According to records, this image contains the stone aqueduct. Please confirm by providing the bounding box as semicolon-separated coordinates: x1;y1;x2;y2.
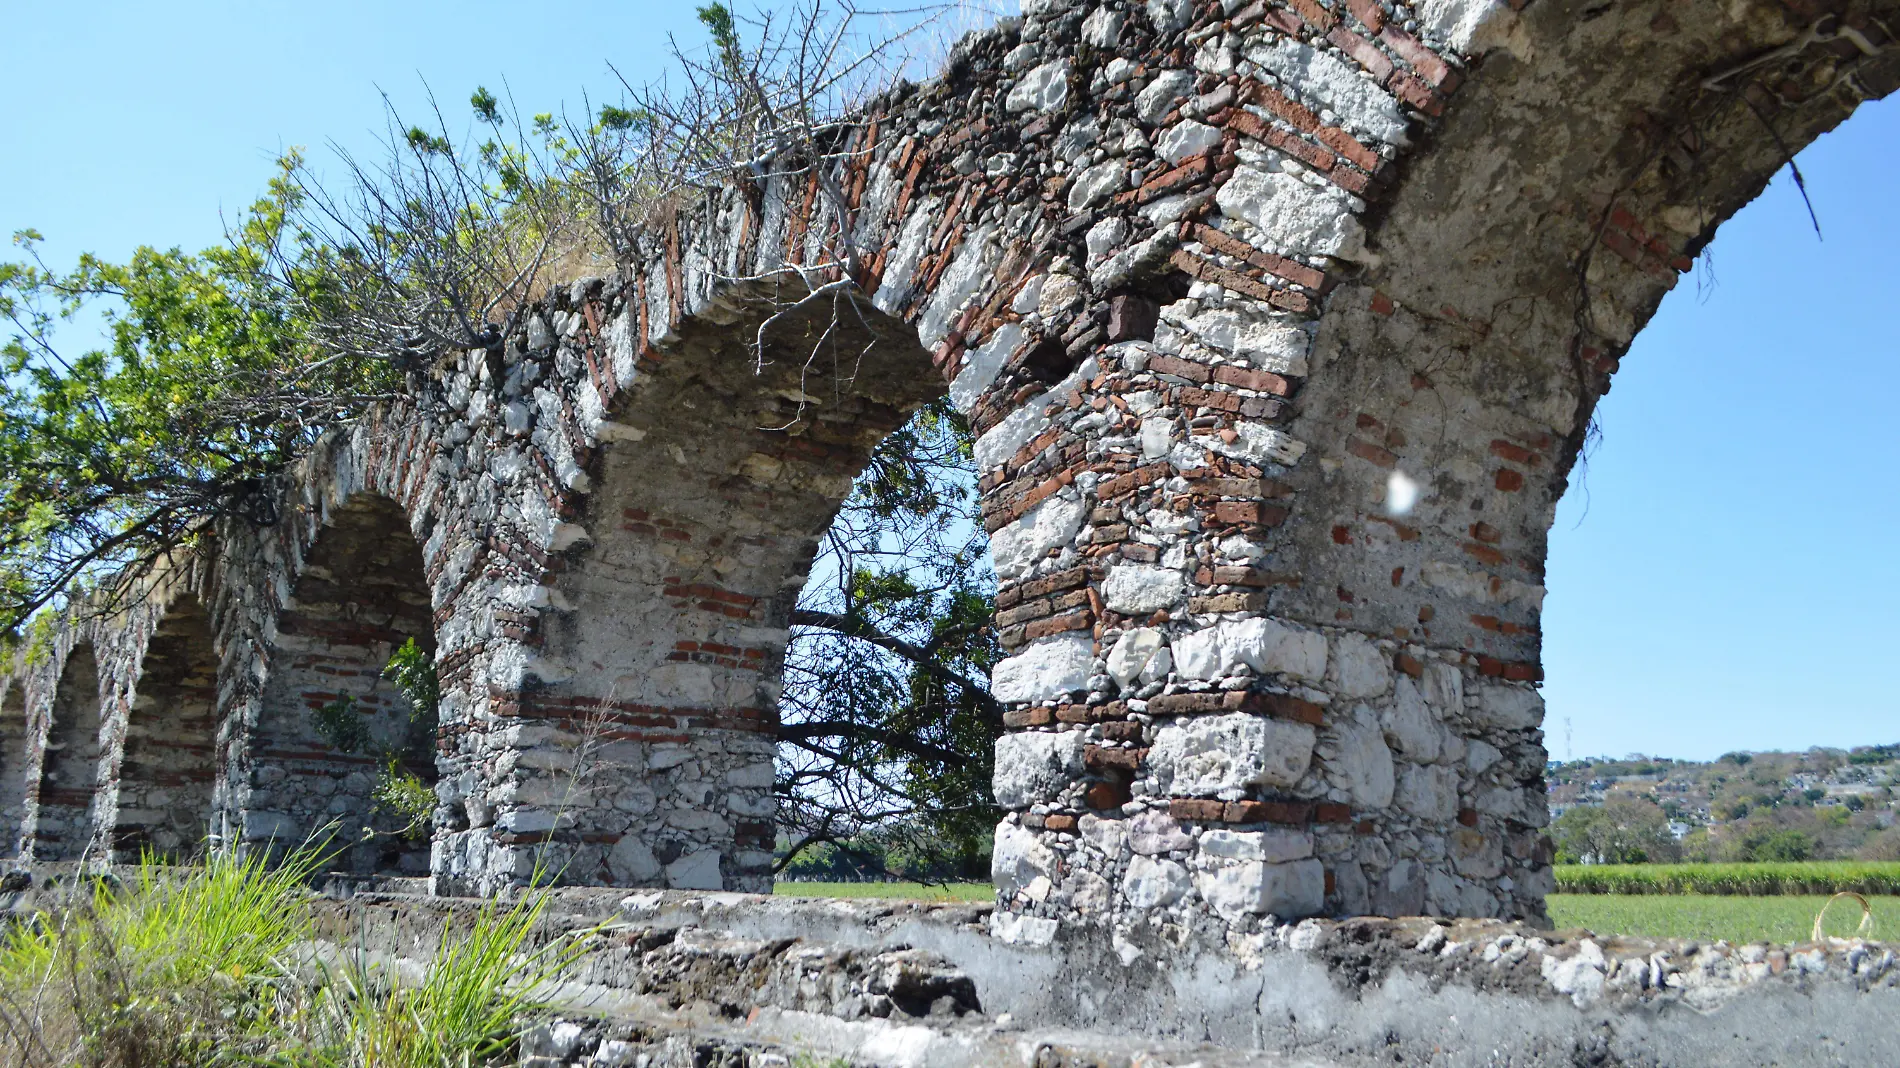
3;0;1894;939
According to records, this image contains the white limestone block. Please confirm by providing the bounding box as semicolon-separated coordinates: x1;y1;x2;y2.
1006;61;1072;113
1148;713;1317;796
1200;827;1312;863
1136;69;1196;125
992;728;1089;808
1194;420;1307;466
1106;627;1166;688
1219;617;1328;680
1173;309;1311;374
1474;683;1544;730
1382;675;1443;762
1082;5;1124;46
1214;165;1366;260
1128;808;1194;854
993;820;1057;894
1158;120;1223;163
992;635;1095;705
1172;626;1224;680
990;492;1088;579
1195;858;1325;919
1333;632;1391;698
949;322;1024;413
1396;763;1460;821
1146;0;1194;33
1102;564;1186;615
1122;854;1193;907
664;848;723;891
1332;707;1396;809
1068;158;1128;210
1418;0;1516;52
609;835;662;883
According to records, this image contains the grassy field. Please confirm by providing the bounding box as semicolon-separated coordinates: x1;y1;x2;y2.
774;881;993;902
1554;862;1900;896
774;881;1889;943
1548;893;1890;943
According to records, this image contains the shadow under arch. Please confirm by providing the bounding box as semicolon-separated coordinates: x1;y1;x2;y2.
252;491;439;877
37;643;103;862
114;592;219;862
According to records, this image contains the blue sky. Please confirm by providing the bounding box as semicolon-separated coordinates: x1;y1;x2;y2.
5;4;1894;762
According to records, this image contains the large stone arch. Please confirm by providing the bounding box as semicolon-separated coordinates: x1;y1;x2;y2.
242;491;439;875
35;643;105;862
0;0;1891;944
108;592;220;861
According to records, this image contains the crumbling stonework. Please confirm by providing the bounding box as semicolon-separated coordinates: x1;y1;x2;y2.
3;0;1897;950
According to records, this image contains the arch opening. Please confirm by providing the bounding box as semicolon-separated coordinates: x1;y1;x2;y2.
115;593;220;862
38;644;103;861
0;684;25;858
455;283;944;894
255;493;438;877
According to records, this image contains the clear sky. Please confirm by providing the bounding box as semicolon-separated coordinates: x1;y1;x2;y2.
4;3;1894;762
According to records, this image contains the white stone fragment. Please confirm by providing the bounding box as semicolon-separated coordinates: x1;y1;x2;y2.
1085;216;1132;265
989;910;1059;945
1333;632;1390;698
950;322;1024;413
1173;626;1223;680
1146;0;1194;34
992;729;1089;807
1122;854;1192;907
1158;120;1224;163
1214;165;1367;261
1396;763;1460;821
993;820;1057;894
1102;564;1186;615
1474;683;1544;730
608;834;662;884
1195;858;1325;919
1148;713;1317;795
1542;939;1609;1007
1135;70;1196;126
1200;828;1312;863
1332;707;1396;809
1007;61;1072;113
664;848;724;890
1192;423;1304;468
1082;5;1124;46
1174;309;1311;375
1220;617;1328;680
990;492;1088;579
1128;808;1194;854
1383;675;1443;762
1107;627;1167;688
992;635;1096;706
1068;158;1128;210
1417;0;1518;53
1250;40;1408;144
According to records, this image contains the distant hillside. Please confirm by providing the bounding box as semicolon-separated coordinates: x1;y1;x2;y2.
1546;744;1900;863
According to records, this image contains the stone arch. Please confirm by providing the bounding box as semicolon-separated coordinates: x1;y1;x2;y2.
111;593;219;861
37;644;104;861
250;491;439;876
429;277;944;895
0;682;25;858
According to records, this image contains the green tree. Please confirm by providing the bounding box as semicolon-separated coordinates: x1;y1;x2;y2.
1552;798;1681;864
0;157;396;634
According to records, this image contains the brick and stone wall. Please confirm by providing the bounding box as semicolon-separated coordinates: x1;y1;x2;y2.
2;0;1895;952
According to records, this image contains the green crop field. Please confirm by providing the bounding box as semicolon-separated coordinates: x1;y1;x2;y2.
775;880;1891;944
774;881;994;903
1548;893;1890;943
1555;862;1900;896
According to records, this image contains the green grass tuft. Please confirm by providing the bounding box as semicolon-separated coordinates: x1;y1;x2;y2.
1548;893;1893;943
